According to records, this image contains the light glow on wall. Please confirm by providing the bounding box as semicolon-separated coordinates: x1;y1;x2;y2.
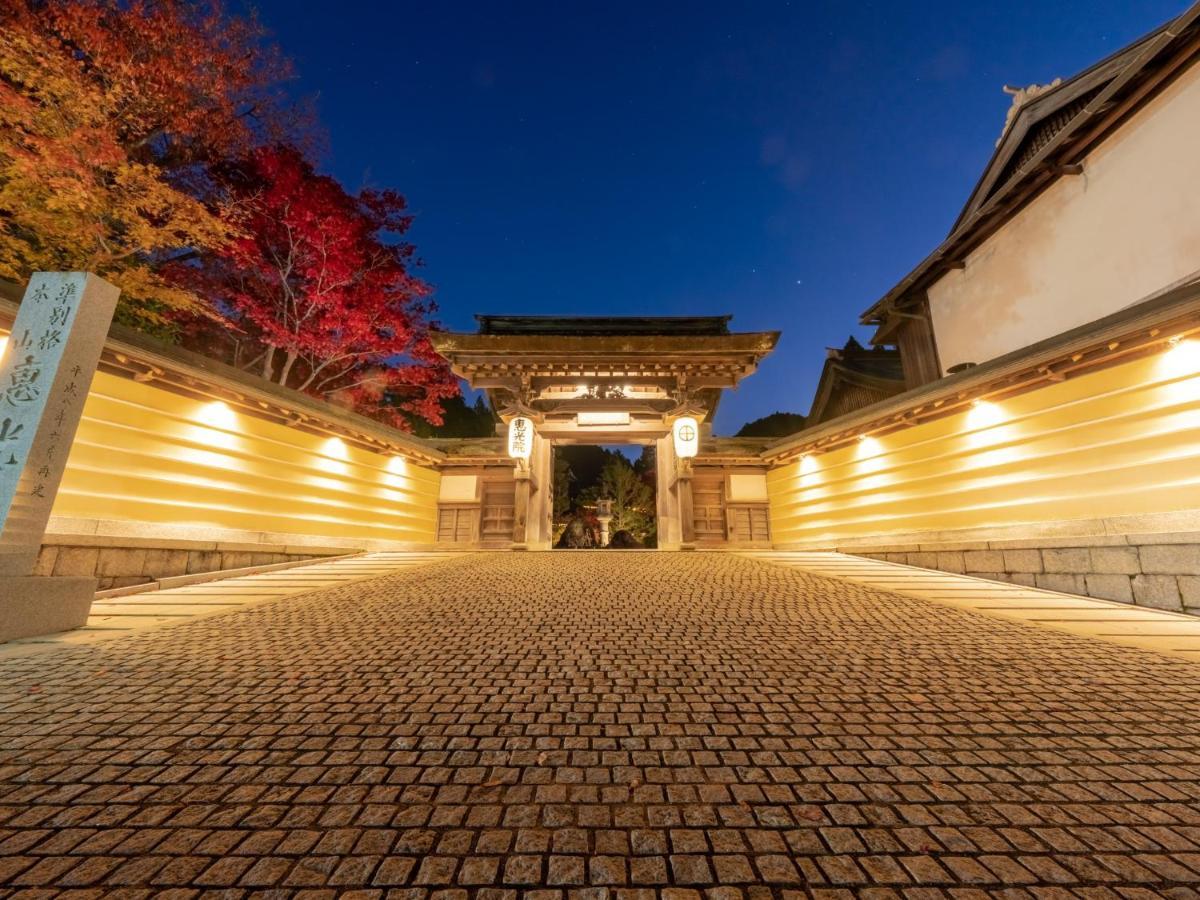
768;345;1200;548
1160;338;1200;424
316;436;350;476
1164;336;1200;372
857;434;883;458
966;399;1004;430
855;434;887;484
672;416;699;459
962;399;1017;460
798;453;821;490
0;335;7;362
199;400;238;430
321;436;349;459
380;454;411;495
179;400;240;466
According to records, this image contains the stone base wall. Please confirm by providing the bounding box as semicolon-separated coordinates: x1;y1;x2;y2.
854;535;1200;614
32;540;340;592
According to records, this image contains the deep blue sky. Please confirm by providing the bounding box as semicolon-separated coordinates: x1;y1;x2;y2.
251;0;1183;434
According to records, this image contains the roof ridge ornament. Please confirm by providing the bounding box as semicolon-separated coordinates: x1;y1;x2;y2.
668;384;708;422
998;78;1063;145
496;398;543;424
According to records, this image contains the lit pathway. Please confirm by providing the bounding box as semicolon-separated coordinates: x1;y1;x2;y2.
742;550;1200;661
3;551;1200;896
0;551;462;660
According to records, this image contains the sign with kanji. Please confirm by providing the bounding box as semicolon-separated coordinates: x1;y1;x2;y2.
0;273;119;576
506;416;534;461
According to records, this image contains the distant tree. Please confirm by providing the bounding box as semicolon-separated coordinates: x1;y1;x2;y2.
0;0;297;329
553;452;574;519
407;394;495;438
633;444;655;480
168;146;457;428
736;411;807;438
584;456;655;539
555;445;618;508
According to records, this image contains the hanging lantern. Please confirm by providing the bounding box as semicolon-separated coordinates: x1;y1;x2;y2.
507;416;534;460
672;416;699;459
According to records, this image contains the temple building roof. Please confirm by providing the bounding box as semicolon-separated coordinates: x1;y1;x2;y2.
475;315;733;336
806;337;905;427
429;314;779;426
861;2;1200;338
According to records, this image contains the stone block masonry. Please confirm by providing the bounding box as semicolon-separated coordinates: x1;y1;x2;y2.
31;539;337;591
858;532;1200;614
4;551;1200;893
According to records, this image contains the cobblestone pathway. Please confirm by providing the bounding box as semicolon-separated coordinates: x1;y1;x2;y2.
3;551;1200;899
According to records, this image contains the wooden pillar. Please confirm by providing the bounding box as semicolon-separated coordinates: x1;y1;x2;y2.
897;294;943;389
529;433;553;549
511;431;551;550
678;459;696;550
512;466;531;549
655;434;682;549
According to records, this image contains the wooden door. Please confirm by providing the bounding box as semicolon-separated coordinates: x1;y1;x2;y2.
692;474;726;543
480;482;516;543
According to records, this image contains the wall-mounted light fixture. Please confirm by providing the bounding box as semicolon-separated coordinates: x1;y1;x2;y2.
857;434;882;458
966;399;1003;429
198;400;238;430
672;416;699;459
1164;336;1200;376
322;436;349;459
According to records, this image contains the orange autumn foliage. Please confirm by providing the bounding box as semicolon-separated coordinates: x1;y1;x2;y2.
0;1;297;329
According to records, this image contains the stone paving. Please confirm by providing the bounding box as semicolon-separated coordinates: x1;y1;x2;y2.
3;551;1200;899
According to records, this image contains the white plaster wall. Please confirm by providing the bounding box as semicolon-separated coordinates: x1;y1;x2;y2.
438;475;478;502
928;62;1200;372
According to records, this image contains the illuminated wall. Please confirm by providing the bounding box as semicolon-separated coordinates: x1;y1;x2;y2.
50;371;441;546
767;340;1200;547
0;324;440;547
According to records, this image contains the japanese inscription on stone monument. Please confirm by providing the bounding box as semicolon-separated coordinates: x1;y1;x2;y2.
0;273;119;576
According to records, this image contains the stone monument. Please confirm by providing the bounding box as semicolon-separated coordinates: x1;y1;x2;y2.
0;272;119;641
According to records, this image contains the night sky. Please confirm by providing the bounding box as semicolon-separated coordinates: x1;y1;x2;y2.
250;1;1183;434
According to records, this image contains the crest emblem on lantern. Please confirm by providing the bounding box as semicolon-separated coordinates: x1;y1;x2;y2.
672;416;699;458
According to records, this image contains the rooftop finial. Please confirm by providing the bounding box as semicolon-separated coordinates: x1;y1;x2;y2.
997;78;1062;145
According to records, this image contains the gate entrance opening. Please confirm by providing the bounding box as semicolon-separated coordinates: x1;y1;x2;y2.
552;444;657;549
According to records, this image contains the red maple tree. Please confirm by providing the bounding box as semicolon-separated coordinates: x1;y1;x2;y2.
169;146;458;428
0;0;300;327
30;0;298;167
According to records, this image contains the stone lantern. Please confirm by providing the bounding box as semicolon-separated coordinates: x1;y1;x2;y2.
596;497;614;547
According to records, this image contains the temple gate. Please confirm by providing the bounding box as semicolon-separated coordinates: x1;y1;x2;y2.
429;315;778;550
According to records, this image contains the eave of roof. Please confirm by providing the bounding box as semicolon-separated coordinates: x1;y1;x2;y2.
806;357;905;426
429;331;781;357
861;2;1200;327
953;28;1164;231
473;314;733;336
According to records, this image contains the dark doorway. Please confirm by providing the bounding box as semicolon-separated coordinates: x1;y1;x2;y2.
552;444;657;548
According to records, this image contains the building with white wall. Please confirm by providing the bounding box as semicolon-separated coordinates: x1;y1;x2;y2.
862;4;1200;383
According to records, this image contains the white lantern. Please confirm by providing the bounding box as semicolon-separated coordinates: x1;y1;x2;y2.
507;416;534;461
672;416;699;459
